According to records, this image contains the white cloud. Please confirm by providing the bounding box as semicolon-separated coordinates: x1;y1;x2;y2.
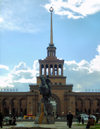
13;62;28;71
65;59;89;71
64;45;100;91
97;45;100;54
44;0;100;19
0;17;4;23
0;65;9;70
89;45;100;72
0;61;39;91
0;75;13;88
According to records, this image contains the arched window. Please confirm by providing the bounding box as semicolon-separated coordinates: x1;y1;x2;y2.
11;99;18;115
3;99;9;116
20;99;27;116
54;64;57;76
76;99;83;113
41;64;44;75
84;99;91;113
48;50;50;56
46;64;48;75
50;65;53;75
59;64;62;75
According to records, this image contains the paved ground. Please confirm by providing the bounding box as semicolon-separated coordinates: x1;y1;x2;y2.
2;122;86;129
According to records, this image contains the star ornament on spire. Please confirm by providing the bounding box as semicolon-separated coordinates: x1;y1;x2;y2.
49;7;54;13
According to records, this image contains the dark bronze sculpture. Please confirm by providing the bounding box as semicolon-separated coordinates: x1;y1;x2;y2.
39;76;52;102
35;76;54;124
37;76;54;124
39;76;52;115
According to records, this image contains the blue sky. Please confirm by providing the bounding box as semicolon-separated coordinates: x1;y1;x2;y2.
0;0;100;92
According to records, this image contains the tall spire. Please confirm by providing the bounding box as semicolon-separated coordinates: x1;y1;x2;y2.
49;7;54;45
47;7;56;58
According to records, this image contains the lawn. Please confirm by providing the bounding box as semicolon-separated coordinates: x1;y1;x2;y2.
90;124;100;129
74;123;100;129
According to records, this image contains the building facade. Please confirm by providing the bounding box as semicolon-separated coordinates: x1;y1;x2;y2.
0;7;100;117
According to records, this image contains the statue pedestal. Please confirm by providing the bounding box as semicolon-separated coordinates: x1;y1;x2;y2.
35;102;55;124
40;115;55;124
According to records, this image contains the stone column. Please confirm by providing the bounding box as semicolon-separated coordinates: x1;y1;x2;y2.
57;64;59;76
9;99;12;114
53;65;55;76
81;99;84;113
90;100;93;114
69;96;76;115
40;64;42;76
44;64;46;76
48;65;50;76
35;94;38;115
0;99;3;113
47;51;48;56
61;65;63;76
18;100;21;116
90;100;92;114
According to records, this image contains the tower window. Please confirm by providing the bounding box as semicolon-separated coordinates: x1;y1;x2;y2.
48;51;50;56
54;64;57;76
46;64;48;75
59;64;62;75
50;65;53;75
41;64;44;75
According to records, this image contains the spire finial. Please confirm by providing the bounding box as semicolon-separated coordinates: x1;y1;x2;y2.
49;7;54;45
49;7;54;13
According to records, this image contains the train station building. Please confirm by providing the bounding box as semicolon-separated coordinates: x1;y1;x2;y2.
0;7;100;117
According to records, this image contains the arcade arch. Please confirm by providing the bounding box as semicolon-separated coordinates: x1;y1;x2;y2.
51;94;61;116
